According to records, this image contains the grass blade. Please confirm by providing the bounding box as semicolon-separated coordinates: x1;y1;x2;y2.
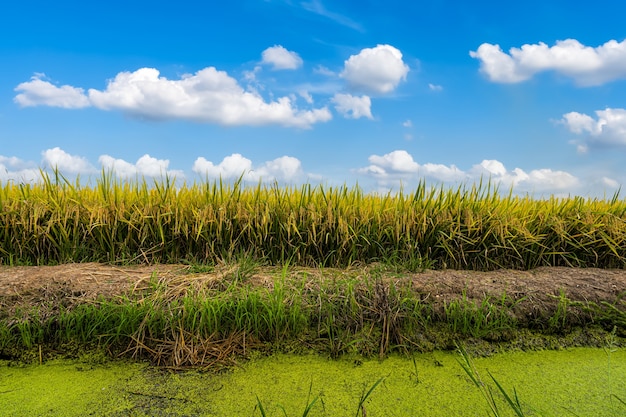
355;377;384;417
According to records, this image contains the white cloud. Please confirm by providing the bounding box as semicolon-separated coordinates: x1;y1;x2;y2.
253;156;303;181
421;163;465;182
519;169;579;192
14;74;90;108
0;155;40;183
470;44;527;83
361;150;464;182
560;111;598;134
341;45;409;94
428;83;443;91
560;108;626;148
469;160;579;192
366;150;420;174
42;147;96;174
470;39;626;86
89;67;331;128
16;68;332;128
192;153;303;182
3;149;186;183
357;150;579;194
402;119;412;127
99;154;184;179
0;155;30;169
192;154;253;179
261;45;303;70
331;93;373;119
470;159;507;177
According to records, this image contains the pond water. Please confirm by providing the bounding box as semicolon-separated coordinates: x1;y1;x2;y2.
1;347;624;416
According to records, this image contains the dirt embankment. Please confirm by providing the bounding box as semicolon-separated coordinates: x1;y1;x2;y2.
1;263;625;314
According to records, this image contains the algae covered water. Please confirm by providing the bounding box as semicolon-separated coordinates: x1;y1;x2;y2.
1;348;625;416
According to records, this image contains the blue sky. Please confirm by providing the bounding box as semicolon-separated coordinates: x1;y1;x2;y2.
2;0;626;196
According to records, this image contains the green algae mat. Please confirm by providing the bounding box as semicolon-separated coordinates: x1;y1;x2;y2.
1;348;625;416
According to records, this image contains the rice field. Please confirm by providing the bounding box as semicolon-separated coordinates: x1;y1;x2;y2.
1;171;625;269
1;172;625;414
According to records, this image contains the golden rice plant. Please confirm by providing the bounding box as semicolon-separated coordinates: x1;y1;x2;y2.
0;170;625;269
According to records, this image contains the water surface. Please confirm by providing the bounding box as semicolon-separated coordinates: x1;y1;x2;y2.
1;348;624;416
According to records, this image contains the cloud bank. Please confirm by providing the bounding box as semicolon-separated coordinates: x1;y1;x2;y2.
357;150;581;193
0;148;618;196
14;69;332;129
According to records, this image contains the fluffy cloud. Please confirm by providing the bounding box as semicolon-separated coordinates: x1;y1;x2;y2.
470;39;626;86
192;154;253;179
520;169;580;191
99;154;184;179
341;45;409;94
15;68;332;128
331;93;373;119
42;147;96;174
89;68;331;128
254;156;303;181
359;150;465;182
357;150;579;193
14;74;90;108
470;159;507;177
365;150;419;173
560;108;626;150
261;45;303;70
560;111;598;135
192;153;303;182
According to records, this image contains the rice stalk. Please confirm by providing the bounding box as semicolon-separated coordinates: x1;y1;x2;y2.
1;171;625;268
